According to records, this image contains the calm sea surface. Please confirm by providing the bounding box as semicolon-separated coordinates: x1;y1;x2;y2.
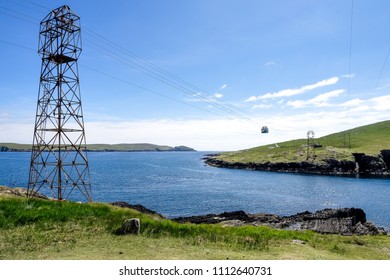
1;151;390;229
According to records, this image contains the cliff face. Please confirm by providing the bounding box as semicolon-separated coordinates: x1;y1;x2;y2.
204;150;390;176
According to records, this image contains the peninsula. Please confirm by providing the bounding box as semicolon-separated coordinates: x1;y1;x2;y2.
205;120;390;176
0;143;195;152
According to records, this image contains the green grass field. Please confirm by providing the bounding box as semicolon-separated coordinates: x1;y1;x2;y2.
217;120;390;164
0;194;389;260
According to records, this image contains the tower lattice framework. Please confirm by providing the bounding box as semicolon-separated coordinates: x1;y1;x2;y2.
28;5;92;201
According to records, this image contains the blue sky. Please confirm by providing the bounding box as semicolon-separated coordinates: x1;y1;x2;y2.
1;0;390;150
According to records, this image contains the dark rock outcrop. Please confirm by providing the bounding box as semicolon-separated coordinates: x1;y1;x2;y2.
204;156;357;175
173;208;387;236
173;210;252;224
204;153;390;176
353;153;388;175
111;201;165;218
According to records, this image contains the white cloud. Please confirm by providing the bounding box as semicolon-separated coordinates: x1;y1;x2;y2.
339;98;363;107
245;76;339;102
219;84;227;90
264;60;276;66
252;104;272;109
368;95;390;111
245;96;258;102
2;95;390;151
287;89;344;108
341;73;356;78
0;112;11;122
214;93;223;99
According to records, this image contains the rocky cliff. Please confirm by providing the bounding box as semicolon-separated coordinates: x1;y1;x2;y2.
204;150;390;176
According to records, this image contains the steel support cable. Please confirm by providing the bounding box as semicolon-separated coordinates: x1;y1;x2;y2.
0;38;228;119
6;0;50;13
375;46;390;89
83;35;254;121
0;39;36;51
3;3;259;125
84;27;257;121
0;8;38;25
79;63;230;119
6;0;237;119
0;5;40;21
84;29;256;122
23;0;51;12
347;0;354;96
83;34;247;118
3;3;258;124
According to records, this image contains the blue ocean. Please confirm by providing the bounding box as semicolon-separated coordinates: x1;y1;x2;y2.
1;151;390;229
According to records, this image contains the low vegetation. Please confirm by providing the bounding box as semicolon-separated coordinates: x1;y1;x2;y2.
0;192;389;260
217;120;390;164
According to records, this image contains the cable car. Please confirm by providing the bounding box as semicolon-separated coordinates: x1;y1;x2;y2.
261;126;269;133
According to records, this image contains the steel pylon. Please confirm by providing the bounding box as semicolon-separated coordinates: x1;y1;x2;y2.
28;5;92;201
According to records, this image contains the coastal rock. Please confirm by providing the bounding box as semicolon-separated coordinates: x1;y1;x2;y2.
353;153;388;175
203;153;389;176
111;201;165;218
173;208;387;236
173;210;252;224
0;186;48;199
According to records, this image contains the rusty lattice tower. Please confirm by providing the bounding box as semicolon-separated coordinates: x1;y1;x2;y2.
28;5;92;201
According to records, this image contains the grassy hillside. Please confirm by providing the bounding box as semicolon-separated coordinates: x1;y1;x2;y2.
217;120;390;164
0;143;195;152
0;143;31;151
0;190;389;260
87;143;174;151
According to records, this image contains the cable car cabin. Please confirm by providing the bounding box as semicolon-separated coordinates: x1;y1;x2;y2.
261;126;269;133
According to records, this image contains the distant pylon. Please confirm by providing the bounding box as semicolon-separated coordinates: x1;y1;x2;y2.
28;5;92;201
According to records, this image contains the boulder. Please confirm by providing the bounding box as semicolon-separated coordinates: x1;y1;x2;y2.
116;218;140;235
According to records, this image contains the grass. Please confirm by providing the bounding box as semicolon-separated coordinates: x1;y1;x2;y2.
217;120;390;164
0;195;389;260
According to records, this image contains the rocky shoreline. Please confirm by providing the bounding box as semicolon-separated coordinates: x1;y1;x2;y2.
1;187;386;236
111;201;388;236
203;150;390;176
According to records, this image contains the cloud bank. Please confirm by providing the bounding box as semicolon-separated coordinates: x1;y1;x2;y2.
245;76;340;102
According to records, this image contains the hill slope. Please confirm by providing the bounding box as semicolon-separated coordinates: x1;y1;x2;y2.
205;120;390;176
0;143;195;152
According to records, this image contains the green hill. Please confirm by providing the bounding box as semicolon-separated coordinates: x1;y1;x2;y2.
0;143;195;152
207;121;390;175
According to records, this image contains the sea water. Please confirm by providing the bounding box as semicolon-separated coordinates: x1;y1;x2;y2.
1;151;389;229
